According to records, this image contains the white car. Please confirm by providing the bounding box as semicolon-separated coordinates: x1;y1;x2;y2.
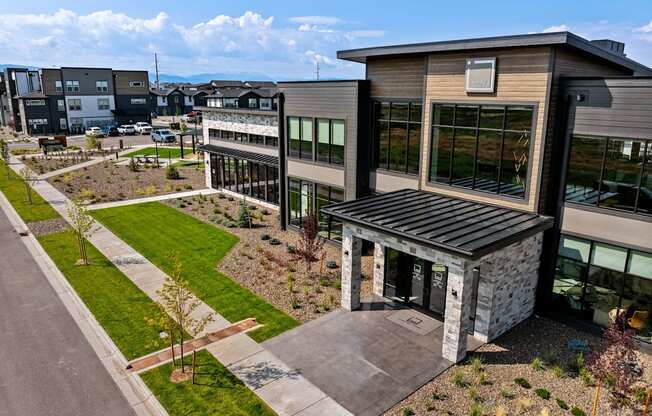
134;122;152;134
118;124;136;135
85;126;105;138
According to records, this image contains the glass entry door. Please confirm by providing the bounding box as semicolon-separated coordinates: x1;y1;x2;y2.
384;248;448;318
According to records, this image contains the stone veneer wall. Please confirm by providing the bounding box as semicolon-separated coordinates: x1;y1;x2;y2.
471;233;543;343
203;111;278;137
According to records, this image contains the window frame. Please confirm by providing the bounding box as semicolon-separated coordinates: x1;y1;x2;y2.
564;134;651;217
57;99;65;112
65;80;80;92
55;80;63;92
287;176;344;241
372;99;423;175
128;80;145;87
25;99;46;106
96;80;109;93
287;116;345;166
68;99;82;111
130;98;147;105
426;100;537;200
97;98;110;111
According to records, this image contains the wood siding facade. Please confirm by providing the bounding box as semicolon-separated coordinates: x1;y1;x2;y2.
366;56;426;99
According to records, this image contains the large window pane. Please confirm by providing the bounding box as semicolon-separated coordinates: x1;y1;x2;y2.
317;119;330;163
409;103;422;124
479;106;504;130
289;178;301;226
433;104;454;126
301;118;313;159
553;256;587;312
378;101;390;120
475;130;501;190
451;128;476;185
331;120;345;166
638;143;651;214
591;242;628;272
565;136;606;205
407;123;421;174
316;184;330;238
388;122;407;172
628;251;652;279
500;131;530;197
430;127;453;182
622;275;652;342
600;138;645;212
505;106;533;131
559;235;591;262
585;265;622;327
391;102;408;121
288;117;300;158
455;105;478;128
377;120;389;169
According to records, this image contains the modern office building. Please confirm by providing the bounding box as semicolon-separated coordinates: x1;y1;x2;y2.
198;31;652;362
0;66;150;135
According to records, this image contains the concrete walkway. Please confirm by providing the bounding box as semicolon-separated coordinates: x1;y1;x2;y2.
87;188;219;211
38;156;107;179
8;156;351;416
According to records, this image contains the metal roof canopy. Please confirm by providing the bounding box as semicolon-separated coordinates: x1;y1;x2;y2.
198;144;279;167
322;189;553;259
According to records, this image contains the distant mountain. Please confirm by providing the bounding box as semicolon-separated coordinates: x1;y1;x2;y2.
155;72;276;84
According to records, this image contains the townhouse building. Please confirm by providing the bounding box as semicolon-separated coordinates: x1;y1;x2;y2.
0;66;150;135
199;32;652;363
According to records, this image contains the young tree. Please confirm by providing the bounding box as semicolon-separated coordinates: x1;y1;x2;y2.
292;213;325;272
66;199;95;266
155;253;213;375
237;197;252;228
587;315;643;414
19;167;38;204
85;135;98;151
0;139;10;179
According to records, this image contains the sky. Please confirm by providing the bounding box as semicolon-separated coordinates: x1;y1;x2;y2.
0;0;651;80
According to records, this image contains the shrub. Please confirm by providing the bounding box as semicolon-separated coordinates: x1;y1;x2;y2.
469;403;483;416
535;388;550;400
228;196;234;201
578;368;594;387
184;184;193;190
237;199;252;228
165;165;180;179
290;297;300;309
555;398;569;410
213;207;222;214
261;209;271;215
634;387;647;403
467;387;479;402
530;357;544;371
269;238;281;246
128;158;139;172
513;377;531;389
400;408;414;416
319;277;330;287
248;204;257;210
79;188;95;200
499;388;513;399
570;407;586;416
470;356;483;373
567;339;589;354
477;371;488;386
451;370;466;387
543;351;557;366
260;234;271;241
287;244;297;254
326;260;338;269
494;406;508;416
515;398;533;413
569;352;585;373
551;365;566;378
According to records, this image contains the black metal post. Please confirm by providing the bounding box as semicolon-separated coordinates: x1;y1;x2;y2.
155;140;159;167
179;134;184;159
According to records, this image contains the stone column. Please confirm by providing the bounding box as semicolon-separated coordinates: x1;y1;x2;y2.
373;243;385;297
442;259;474;363
341;225;362;311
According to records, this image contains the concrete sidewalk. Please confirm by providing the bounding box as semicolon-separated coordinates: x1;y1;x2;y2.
7;157;352;416
87;188;218;211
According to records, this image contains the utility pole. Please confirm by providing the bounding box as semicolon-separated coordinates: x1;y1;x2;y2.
315;61;320;81
155;53;160;90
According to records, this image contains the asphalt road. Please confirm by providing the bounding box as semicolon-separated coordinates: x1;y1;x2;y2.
0;211;136;416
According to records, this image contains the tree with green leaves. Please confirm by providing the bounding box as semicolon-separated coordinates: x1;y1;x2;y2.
66;199;95;266
19;167;38;204
0;139;10;179
151;253;213;377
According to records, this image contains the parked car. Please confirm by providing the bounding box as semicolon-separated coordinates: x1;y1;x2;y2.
151;129;176;143
102;126;120;137
85;127;105;138
118;124;136;135
134;122;152;134
183;111;202;123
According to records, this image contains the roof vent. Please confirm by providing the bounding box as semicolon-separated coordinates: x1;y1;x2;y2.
590;39;626;56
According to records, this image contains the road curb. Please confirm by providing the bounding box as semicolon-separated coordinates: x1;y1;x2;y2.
0;189;168;416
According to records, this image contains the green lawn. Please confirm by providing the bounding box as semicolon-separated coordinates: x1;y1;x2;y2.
0;160;60;223
123;147;192;159
38;230;172;360
140;350;276;416
91;202;299;342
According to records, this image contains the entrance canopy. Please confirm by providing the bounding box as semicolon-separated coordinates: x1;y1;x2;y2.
198;144;278;166
323;189;553;259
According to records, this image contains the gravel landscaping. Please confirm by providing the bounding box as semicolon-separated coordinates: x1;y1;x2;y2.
163;193;374;322
21;152;93;174
48;161;205;204
27;218;70;237
385;316;651;416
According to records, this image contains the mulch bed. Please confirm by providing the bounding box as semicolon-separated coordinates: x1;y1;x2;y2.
22;154;91;174
164;193;374;322
47;161;205;204
384;316;651;416
27;218;69;237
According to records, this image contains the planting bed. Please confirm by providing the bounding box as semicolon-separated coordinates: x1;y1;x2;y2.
164;193;374;323
21;152;93;174
385;317;651;416
48;161;205;203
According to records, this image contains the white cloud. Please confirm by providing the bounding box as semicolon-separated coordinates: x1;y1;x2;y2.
290;16;345;26
636;20;652;33
0;9;385;79
542;24;570;33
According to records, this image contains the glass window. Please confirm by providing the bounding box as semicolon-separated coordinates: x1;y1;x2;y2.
600;138;645;212
300;118;313;159
97;98;110;110
591;242;628;272
288;117;300;158
317;119;330;163
248;98;257;108
96;80;108;92
289;178;301;227
639;144;651;214
628;251;652;279
559;235;591;262
260;98;272;110
55;80;62;92
331;120;345;166
374;100;422;174
430;103;533;198
565;136;606;205
65;80;79;92
68;99;82;111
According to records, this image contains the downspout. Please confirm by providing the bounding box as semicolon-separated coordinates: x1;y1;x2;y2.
277;92;287;230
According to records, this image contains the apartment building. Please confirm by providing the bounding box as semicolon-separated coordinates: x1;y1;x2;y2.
198;32;652;363
0;66;150;135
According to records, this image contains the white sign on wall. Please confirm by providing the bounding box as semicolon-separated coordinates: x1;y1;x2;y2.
465;58;497;93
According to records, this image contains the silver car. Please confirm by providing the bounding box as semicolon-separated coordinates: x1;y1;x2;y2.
118;124;136;135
